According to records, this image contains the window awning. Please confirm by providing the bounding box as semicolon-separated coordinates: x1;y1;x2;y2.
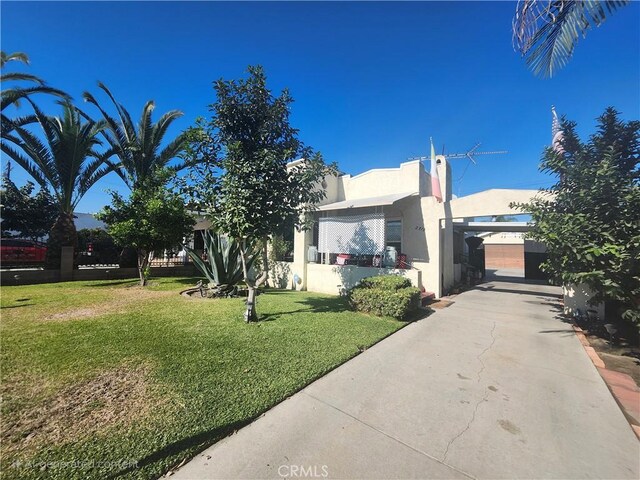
316;192;418;211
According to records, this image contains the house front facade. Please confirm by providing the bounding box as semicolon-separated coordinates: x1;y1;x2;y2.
290;156;539;297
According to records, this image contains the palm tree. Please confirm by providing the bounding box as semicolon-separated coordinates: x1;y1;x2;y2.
1;100;114;269
83;83;188;189
513;0;631;78
1;51;69;141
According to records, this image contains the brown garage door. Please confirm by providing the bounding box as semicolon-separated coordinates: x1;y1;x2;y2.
484;244;524;269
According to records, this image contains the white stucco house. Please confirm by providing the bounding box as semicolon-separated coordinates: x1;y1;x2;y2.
290;156;539;298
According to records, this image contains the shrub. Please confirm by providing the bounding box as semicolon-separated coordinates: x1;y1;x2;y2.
359;275;412;291
349;275;421;320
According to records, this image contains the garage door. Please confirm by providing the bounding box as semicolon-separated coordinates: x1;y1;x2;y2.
484;244;524;269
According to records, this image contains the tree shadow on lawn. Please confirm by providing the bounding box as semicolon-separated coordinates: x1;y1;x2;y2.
83;277;203;288
106;419;251;479
259;295;351;321
259;294;433;323
82;279;139;288
159;277;203;286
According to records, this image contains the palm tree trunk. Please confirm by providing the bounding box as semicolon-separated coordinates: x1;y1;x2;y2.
45;212;77;270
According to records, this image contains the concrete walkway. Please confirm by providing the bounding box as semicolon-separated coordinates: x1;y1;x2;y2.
175;277;640;479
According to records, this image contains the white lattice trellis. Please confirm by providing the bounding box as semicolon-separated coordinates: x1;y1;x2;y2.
318;212;385;255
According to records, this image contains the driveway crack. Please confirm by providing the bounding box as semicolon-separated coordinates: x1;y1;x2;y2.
302;391;477;479
442;321;497;462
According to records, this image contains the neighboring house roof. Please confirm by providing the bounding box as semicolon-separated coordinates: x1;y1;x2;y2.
193;216;211;231
74;213;106;230
316;192;418;211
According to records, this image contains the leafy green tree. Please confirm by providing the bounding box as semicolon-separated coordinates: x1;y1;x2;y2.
512;1;631;78
183;65;336;321
97;175;195;286
514;108;640;324
0;176;57;240
1;51;69;142
83;83;189;189
1;101;114;269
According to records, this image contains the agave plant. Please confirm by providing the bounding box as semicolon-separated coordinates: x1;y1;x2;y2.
184;230;259;296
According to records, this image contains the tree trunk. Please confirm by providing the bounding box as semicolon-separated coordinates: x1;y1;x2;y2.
138;249;150;287
239;239;257;322
245;285;257;322
45;212;77;270
259;235;270;287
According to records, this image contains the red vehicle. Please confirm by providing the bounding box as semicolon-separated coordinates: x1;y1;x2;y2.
1;239;47;267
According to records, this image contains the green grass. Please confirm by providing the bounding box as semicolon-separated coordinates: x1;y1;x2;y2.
0;277;405;479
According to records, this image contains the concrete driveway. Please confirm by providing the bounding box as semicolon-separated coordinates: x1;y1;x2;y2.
175;277;640;479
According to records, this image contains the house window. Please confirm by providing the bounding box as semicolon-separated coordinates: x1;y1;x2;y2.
386;219;402;252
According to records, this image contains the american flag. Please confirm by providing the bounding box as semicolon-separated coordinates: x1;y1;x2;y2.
552;106;564;154
430;137;443;203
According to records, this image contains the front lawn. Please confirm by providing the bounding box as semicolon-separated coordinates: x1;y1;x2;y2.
0;278;404;479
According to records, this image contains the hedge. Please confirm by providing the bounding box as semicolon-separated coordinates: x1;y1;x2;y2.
348;275;421;320
358;275;412;291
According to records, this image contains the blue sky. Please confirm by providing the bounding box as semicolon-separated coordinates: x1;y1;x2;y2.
2;1;639;213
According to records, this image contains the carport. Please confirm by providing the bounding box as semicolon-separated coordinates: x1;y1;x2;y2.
452;221;547;283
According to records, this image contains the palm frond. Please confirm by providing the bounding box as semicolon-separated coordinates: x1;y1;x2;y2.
0;141;48;188
83;89;134;185
77;157;113;201
83;83;185;188
156;132;188;170
0;111;37;140
1;85;70;111
24;98;60;152
1;51;29;68
513;0;630;78
96;82;137;144
12;123;57;184
138;100;156;172
9;113;37;127
150;110;183;151
0;72;46;85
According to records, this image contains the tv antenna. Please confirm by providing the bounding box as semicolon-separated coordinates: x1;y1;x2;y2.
409;142;507;164
444;142;508;164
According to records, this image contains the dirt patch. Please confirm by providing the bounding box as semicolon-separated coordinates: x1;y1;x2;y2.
586;335;640;387
44;287;173;321
1;364;165;457
428;299;455;309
